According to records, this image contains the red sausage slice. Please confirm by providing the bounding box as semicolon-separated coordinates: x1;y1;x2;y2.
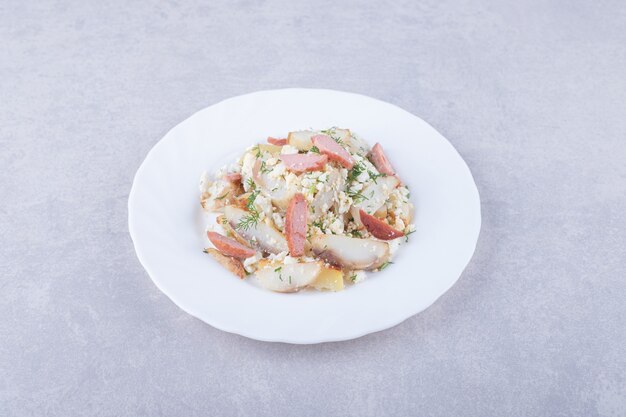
285;193;307;257
207;231;257;258
311;134;355;169
368;143;395;176
359;209;404;240
267;137;288;146
280;153;328;173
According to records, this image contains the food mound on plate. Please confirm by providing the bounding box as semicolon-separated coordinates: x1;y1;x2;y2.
199;128;415;293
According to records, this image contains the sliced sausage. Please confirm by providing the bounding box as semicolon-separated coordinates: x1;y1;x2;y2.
359;209;404;240
280;153;328;173
285;193;307;257
311;134;355;169
267;137;288;146
207;231;257;258
368;143;395;176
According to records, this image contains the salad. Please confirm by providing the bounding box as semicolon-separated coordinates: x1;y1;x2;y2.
199;128;414;292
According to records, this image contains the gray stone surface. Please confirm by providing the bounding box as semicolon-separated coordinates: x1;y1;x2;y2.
1;0;625;416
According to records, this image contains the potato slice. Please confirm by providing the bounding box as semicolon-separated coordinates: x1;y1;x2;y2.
310;234;389;270
398;201;412;225
255;260;322;292
216;215;248;246
204;248;246;279
331;128;351;143
223;206;288;254
353;175;400;215
344;131;370;156
310;169;344;220
287;130;316;151
310;266;344;291
258;144;282;155
252;159;298;210
200;180;244;211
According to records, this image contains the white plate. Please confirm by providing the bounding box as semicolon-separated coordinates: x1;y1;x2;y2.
128;89;481;344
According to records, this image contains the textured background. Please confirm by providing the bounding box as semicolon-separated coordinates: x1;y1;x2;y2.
1;1;625;416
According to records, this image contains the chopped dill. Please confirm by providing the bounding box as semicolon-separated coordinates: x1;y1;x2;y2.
350;230;362;238
332;135;343;145
312;219;326;233
347;161;366;182
274;266;282;272
235;211;259;231
320;127;343;145
260;160;271;174
236;190;261;231
347;190;368;203
350;274;357;282
368;170;385;183
215;192;229;200
379;261;393;270
309;146;320;154
404;229;415;242
246;190;260;211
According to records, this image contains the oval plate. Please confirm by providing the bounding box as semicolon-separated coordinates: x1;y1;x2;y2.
128;89;481;344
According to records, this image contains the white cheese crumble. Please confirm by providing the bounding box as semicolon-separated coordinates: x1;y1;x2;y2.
243;253;262;273
254;194;272;220
241;153;257;190
272;213;284;231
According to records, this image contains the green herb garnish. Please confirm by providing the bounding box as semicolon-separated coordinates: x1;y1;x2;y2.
347;161;366;182
260;160;271;174
246;190;260;211
404;230;415;242
379;261;393;270
320;127;344;145
236;212;260;231
309;146;320;154
368;170;384;183
347;190;368;203
350;230;362;238
236;190;262;231
215;192;229;200
312;219;326;233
